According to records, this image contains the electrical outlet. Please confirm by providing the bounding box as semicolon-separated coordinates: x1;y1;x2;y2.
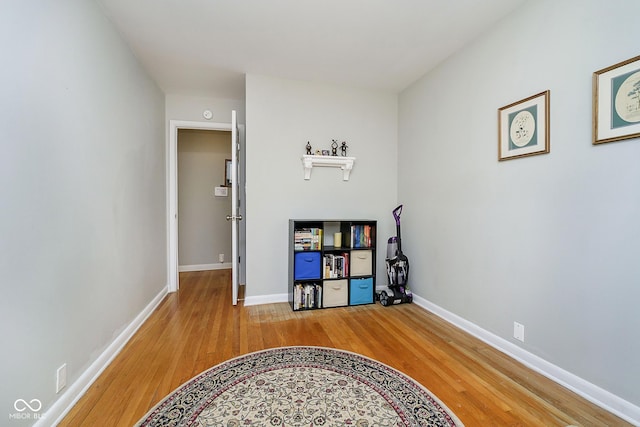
513;322;525;342
56;363;67;393
218;254;224;263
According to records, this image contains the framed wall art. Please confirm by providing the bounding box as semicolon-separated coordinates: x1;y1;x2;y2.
498;90;550;161
224;159;232;186
593;54;640;145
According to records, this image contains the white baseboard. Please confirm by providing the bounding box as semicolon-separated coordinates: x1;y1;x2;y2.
179;263;231;272
243;293;288;306
40;286;168;427
411;293;640;426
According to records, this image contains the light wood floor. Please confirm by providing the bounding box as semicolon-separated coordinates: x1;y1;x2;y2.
60;270;630;426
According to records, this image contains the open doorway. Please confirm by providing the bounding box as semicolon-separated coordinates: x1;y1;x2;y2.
177;129;231;272
168;119;246;297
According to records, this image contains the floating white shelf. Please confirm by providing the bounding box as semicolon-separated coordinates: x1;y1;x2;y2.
302;155;355;181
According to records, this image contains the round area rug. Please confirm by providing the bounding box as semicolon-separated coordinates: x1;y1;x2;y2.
136;346;464;426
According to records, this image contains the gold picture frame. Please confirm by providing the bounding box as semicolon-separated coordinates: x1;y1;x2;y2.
593;54;640;145
498;90;550;161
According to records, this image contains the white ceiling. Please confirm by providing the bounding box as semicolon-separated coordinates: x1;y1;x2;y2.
97;0;527;99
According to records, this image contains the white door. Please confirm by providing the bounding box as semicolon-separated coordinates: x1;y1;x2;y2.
228;110;241;305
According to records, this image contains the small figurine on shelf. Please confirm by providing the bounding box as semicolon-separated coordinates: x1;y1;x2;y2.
331;140;339;156
340;141;349;156
305;141;312;155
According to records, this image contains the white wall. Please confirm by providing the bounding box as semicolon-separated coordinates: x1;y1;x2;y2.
245;74;398;300
399;0;640;413
178;129;232;267
0;0;166;424
165;94;245;125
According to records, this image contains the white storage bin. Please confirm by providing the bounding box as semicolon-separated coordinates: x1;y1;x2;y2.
322;279;348;308
350;250;372;276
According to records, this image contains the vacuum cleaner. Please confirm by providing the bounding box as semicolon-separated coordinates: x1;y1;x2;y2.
379;205;413;306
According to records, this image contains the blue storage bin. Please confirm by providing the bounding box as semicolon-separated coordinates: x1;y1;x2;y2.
350;277;373;305
294;252;321;280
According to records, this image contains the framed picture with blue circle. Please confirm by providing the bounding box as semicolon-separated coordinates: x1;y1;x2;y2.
593;54;640;145
498;90;550;161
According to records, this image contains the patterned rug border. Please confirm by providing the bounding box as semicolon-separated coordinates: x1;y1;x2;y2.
136;346;464;426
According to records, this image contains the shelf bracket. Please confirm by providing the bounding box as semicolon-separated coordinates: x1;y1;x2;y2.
302;155;355;181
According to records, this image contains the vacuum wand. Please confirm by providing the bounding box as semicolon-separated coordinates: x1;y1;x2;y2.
392;205;403;253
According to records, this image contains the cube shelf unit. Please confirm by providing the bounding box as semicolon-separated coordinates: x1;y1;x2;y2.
288;219;377;311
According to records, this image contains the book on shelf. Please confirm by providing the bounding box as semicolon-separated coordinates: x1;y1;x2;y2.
294;228;323;251
350;225;372;248
323;252;350;279
293;282;323;310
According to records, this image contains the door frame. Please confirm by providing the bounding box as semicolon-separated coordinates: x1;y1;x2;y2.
167;120;231;293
